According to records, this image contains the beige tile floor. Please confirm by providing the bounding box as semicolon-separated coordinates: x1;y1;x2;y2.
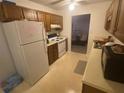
11;51;87;93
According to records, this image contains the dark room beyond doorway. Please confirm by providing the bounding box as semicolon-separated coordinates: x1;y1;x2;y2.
71;14;91;54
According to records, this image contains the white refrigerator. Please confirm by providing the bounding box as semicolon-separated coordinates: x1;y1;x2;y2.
2;21;49;85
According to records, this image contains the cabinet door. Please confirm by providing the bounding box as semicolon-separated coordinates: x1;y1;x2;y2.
114;0;124;43
109;0;121;33
0;3;4;20
59;16;63;30
37;11;45;22
51;15;63;30
45;13;51;32
53;43;58;61
104;1;114;31
51;14;59;24
2;3;23;21
22;7;37;21
47;43;58;65
47;45;54;65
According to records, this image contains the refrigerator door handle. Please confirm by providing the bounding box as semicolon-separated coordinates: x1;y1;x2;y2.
42;22;48;54
43;40;48;54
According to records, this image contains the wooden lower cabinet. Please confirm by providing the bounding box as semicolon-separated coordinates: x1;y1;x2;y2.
82;84;106;93
37;11;45;22
47;43;58;65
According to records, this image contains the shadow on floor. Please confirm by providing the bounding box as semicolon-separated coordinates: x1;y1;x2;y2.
74;60;87;75
71;45;87;54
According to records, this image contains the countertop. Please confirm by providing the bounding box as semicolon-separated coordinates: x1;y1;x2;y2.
82;47;124;93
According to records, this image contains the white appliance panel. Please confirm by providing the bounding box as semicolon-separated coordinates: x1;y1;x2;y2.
21;41;49;85
16;21;44;45
2;22;27;78
2;21;49;85
58;40;66;57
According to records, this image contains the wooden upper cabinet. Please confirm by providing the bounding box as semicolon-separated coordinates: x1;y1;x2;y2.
109;0;121;33
105;0;117;32
37;11;45;22
51;15;63;24
0;3;4;20
51;14;63;30
104;2;113;31
105;0;124;43
45;13;51;32
1;3;23;21
51;14;59;24
59;16;63;29
114;0;124;43
22;7;37;21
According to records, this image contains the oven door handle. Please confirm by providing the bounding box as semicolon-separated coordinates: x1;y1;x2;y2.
101;48;104;70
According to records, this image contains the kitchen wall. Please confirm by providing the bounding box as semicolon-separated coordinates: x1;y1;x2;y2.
60;1;112;54
0;23;16;81
0;0;60;81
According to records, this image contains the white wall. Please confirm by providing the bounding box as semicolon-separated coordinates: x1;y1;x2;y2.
0;23;16;81
60;1;112;54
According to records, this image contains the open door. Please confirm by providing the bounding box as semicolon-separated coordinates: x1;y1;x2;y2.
71;14;91;54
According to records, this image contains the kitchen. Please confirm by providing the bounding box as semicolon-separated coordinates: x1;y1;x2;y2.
0;0;124;93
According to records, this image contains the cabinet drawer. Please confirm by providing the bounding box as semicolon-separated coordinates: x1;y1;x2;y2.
47;43;58;65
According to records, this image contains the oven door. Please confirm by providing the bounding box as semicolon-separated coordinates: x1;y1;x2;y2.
58;40;66;57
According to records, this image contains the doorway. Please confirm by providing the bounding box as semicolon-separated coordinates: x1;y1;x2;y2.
71;14;91;54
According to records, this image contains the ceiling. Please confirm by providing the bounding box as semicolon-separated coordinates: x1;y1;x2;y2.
30;0;111;9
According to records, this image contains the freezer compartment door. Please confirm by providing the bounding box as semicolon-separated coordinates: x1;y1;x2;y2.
21;41;49;85
16;21;44;45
